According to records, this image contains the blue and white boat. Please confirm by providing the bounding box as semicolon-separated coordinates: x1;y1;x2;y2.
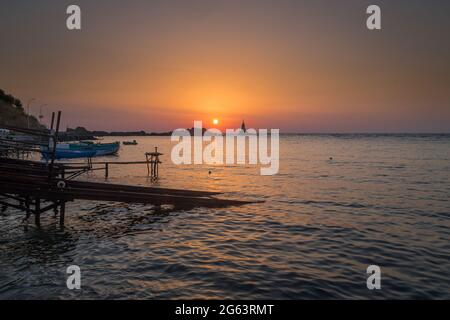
41;141;120;159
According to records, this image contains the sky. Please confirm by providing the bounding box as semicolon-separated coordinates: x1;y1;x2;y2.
1;0;449;132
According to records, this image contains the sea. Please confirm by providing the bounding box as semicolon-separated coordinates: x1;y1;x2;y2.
0;134;449;299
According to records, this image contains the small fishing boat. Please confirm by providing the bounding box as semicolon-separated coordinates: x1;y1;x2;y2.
123;140;138;145
42;148;97;159
41;141;120;159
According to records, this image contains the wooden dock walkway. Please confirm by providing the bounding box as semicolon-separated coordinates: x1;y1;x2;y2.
0;157;255;226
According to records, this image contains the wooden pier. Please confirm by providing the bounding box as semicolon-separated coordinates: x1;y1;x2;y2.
0;111;257;227
0;159;252;226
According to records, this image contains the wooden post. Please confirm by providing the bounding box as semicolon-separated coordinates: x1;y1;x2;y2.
154;147;160;179
146;153;150;176
50;112;55;131
48;111;61;183
150;154;154;178
59;201;66;226
25;196;31;220
35;197;41;226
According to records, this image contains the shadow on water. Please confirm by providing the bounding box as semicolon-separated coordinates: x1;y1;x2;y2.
0;202;199;299
1;224;78;265
0;201;192;264
75;202;188;239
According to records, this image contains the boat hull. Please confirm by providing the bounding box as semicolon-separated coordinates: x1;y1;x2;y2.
41;142;120;159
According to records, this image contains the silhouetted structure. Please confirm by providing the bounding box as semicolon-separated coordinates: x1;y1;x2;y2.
241;120;246;132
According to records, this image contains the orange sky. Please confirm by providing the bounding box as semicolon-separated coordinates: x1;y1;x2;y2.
1;0;449;132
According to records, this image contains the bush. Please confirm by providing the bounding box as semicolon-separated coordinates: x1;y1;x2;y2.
14;98;23;110
0;89;24;110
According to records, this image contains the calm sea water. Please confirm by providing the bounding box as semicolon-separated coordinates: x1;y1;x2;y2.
1;134;449;299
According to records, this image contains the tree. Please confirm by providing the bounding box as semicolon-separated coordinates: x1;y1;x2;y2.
14;98;23;110
4;94;14;105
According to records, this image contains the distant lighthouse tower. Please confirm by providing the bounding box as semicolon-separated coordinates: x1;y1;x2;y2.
241;120;246;133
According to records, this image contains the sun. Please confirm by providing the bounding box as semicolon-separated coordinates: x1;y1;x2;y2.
212;118;219;125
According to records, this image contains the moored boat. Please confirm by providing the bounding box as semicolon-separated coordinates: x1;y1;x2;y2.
123;140;138;145
41;141;120;159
